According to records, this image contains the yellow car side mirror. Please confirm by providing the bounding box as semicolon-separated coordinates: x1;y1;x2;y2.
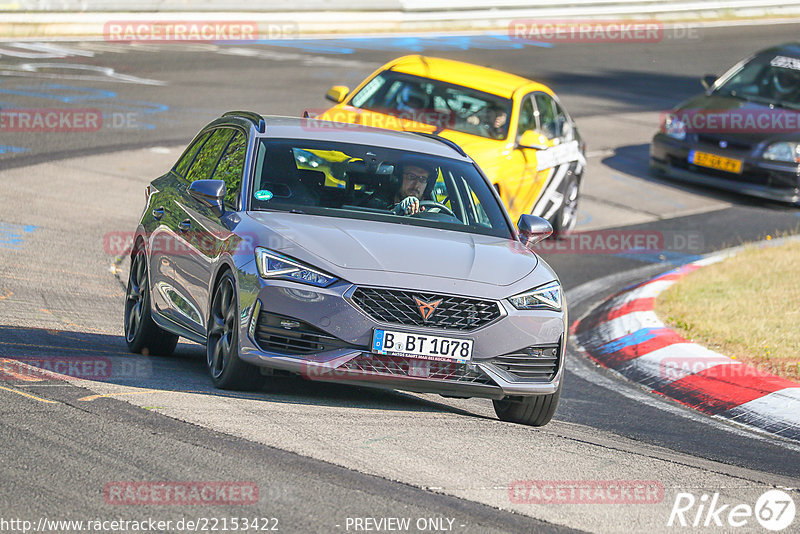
517;130;549;150
325;86;350;103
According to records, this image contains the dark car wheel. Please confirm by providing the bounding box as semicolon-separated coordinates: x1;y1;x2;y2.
551;174;579;238
493;380;562;427
124;243;179;356
207;271;264;391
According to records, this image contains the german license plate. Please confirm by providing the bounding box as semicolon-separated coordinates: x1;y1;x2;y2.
689;150;742;174
371;329;473;363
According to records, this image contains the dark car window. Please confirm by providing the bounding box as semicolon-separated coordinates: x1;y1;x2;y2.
186;129;235;183
553;101;572;140
213;131;247;209
517;96;536;139
534;94;558;139
251;138;512;239
715;53;800;109
174;131;210;177
349;71;513;140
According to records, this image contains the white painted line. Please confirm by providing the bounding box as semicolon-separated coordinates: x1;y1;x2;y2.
569;236;800;443
566;345;800;451
585;310;663;343
618;343;738;387
727;387;800;425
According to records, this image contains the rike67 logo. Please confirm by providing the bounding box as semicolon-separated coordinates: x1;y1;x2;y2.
668;489;796;531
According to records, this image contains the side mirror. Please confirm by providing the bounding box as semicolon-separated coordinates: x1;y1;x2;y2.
188;179;226;217
517;214;553;249
325;85;350;103
517;129;549;150
701;74;717;92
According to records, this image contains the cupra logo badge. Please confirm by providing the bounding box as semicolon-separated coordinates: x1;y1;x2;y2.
414;297;442;321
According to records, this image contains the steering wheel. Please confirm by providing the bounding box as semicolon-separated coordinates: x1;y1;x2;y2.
418;200;456;217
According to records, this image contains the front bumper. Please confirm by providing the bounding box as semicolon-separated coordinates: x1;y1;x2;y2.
235;265;566;399
650;133;800;205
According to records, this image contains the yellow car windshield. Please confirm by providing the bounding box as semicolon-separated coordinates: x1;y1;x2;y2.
349;71;513;140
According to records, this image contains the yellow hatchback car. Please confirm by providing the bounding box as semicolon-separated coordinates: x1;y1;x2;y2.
317;55;586;233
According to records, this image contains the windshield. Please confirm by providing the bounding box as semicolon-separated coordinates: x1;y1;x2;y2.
250;138;512;239
348;71;513;140
714;53;800;109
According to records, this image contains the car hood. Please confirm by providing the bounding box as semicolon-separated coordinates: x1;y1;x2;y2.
245;211;537;286
438;130;509;179
673;93;800;143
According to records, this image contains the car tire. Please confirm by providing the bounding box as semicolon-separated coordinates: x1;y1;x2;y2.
206;270;265;391
493;380;562;427
124;242;179;356
551;174;579;238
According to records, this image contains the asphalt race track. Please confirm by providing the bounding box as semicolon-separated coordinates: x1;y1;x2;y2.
1;23;800;533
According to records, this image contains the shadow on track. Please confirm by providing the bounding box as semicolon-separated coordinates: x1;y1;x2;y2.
0;325;487;419
602;143;800;211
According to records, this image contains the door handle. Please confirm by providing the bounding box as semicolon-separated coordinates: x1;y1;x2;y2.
152;207;165;220
178;219;191;232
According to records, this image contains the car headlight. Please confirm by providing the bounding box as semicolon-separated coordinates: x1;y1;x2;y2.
661;113;686;141
255;248;337;288
508;281;562;311
762;141;800;163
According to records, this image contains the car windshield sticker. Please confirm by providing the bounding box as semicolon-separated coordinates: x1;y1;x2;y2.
770;55;800;71
254;190;273;201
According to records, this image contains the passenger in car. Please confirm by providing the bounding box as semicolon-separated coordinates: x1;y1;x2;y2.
466;104;508;140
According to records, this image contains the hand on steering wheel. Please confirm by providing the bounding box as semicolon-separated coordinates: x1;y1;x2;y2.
417;200;456;217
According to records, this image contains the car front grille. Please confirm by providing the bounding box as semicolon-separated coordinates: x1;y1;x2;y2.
341;353;495;385
488;344;560;382
667;154;784;186
254;311;359;355
695;133;755;152
350;287;502;331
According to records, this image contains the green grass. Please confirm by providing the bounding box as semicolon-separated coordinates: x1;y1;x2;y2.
656;240;800;382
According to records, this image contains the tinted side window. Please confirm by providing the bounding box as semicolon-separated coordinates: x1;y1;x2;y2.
174;132;210;177
214;131;247;209
534;94;557;139
186;129;234;183
553;101;572;140
517;96;536;139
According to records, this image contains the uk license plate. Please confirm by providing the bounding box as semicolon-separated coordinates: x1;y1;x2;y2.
371;329;473;363
689;150;743;174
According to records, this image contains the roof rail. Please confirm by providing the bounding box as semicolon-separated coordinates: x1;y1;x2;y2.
410;131;467;157
222;111;266;133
